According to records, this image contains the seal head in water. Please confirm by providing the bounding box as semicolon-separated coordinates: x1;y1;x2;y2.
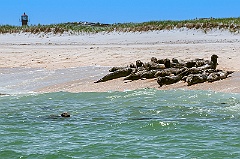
61;112;70;117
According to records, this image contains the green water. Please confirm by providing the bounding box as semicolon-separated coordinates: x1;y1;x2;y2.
0;89;240;158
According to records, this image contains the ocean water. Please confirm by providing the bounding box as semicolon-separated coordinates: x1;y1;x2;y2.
0;89;240;159
0;67;109;94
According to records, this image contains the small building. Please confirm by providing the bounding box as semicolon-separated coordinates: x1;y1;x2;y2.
21;12;28;26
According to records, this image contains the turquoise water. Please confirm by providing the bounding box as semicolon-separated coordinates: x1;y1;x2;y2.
0;89;239;158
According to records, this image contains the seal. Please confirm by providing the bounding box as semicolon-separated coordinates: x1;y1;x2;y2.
61;112;70;117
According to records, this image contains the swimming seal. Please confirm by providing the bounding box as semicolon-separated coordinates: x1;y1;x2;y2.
61;112;70;117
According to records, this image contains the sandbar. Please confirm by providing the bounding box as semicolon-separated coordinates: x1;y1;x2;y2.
0;29;240;93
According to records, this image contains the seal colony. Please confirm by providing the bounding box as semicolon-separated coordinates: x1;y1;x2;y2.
95;55;233;87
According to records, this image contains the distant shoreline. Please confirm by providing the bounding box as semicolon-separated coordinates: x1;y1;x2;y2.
1;17;240;34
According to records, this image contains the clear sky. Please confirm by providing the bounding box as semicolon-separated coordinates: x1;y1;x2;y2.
0;0;239;26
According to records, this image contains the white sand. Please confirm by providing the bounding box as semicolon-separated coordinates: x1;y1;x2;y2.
0;29;240;93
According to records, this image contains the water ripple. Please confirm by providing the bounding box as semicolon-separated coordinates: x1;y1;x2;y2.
0;89;240;158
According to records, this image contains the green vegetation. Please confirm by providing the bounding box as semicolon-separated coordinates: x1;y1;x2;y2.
1;17;240;34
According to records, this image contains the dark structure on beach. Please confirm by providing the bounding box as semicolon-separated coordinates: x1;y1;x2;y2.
21;12;28;26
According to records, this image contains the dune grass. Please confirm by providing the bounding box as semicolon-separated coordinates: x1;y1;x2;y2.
1;17;240;34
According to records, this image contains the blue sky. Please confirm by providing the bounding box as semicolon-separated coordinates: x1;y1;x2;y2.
0;0;239;26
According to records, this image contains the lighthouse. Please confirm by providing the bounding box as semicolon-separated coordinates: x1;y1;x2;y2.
21;12;28;26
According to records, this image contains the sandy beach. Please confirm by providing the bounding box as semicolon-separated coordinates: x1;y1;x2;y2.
0;29;240;93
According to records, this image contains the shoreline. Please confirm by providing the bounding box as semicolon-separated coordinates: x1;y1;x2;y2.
0;29;240;94
36;69;240;94
0;66;239;94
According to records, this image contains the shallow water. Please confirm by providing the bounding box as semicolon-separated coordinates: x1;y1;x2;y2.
0;66;109;94
0;89;240;158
